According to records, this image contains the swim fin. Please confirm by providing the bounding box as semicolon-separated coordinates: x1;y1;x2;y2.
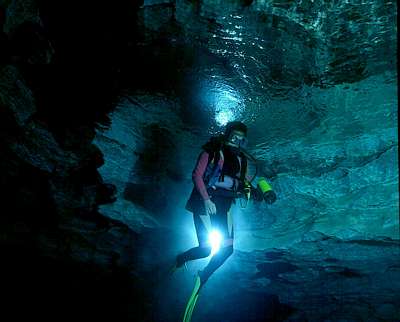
182;275;202;322
185;293;199;322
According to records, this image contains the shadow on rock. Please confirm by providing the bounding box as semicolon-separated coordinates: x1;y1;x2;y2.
253;262;299;281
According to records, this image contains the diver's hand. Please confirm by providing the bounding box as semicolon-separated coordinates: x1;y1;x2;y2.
204;199;217;216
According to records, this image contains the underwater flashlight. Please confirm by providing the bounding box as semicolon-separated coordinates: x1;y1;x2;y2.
208;230;222;255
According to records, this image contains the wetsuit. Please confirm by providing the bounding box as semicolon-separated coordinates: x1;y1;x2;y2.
179;144;245;284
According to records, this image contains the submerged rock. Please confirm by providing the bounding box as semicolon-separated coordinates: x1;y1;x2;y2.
0;0;398;321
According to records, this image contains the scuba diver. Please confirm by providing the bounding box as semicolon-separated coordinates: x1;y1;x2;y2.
172;121;277;322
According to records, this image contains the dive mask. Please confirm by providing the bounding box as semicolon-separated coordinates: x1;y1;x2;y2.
227;132;248;149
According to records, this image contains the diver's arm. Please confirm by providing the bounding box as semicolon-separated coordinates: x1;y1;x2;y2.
192;151;211;201
192;151;217;215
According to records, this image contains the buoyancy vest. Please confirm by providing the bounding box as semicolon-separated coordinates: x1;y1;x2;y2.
203;147;247;190
185;139;248;213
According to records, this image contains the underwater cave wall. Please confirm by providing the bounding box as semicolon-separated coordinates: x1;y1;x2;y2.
94;0;398;251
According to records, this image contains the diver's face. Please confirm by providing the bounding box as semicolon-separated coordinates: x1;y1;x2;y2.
226;130;248;149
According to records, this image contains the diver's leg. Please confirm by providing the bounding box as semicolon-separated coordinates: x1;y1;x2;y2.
182;201;233;322
198;204;234;285
176;246;211;267
198;241;233;284
176;212;212;267
181;212;214;322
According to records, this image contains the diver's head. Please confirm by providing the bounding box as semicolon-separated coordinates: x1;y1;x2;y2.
223;121;248;151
